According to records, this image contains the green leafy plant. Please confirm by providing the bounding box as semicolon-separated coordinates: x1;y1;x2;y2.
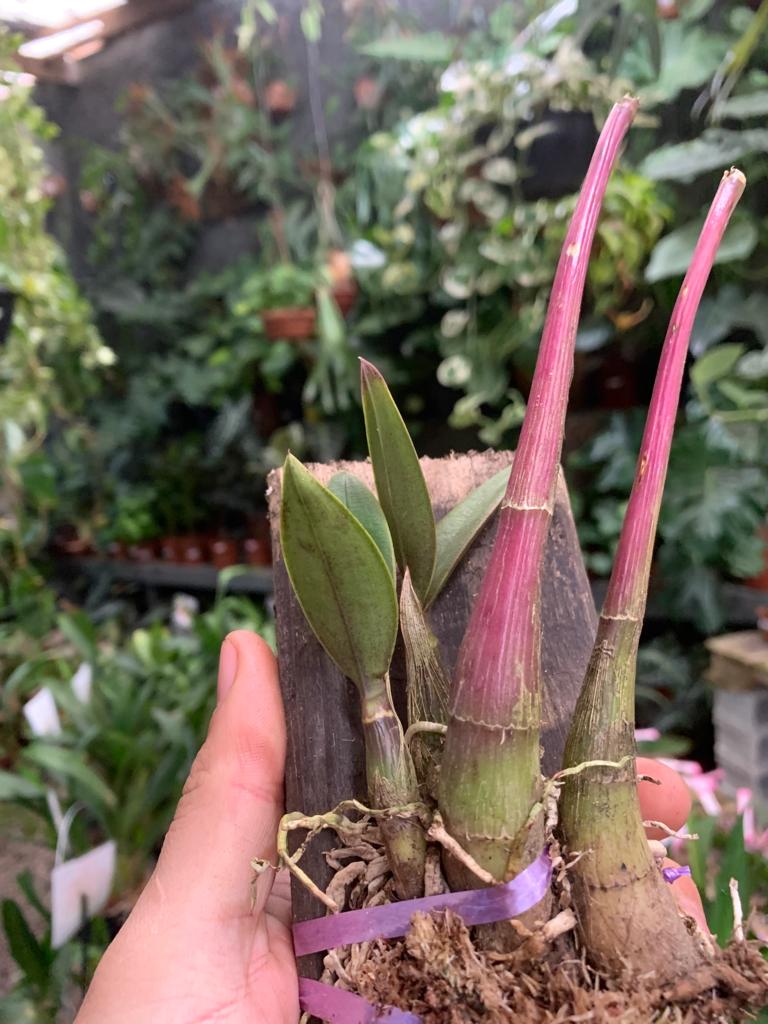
0;31;111;574
248;263;318;310
635;636;709;746
352;43;667;438
572;406;768;631
1;587;273;902
0;870;106;1024
687;808;768;948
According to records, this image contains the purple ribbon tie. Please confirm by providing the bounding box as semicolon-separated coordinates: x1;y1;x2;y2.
293;849;551;957
662;864;692;884
299;979;420;1024
294;850;553;1023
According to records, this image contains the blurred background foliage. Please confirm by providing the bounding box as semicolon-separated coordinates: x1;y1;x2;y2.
2;0;768;1015
3;0;767;632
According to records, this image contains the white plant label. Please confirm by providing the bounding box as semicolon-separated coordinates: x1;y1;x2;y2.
23;687;62;737
51;840;117;948
70;662;93;704
46;789;64;833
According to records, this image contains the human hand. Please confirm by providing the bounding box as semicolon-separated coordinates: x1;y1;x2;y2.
75;631;299;1024
74;631;708;1024
638;756;710;935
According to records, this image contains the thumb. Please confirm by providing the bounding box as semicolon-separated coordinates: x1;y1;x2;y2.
147;630;286;922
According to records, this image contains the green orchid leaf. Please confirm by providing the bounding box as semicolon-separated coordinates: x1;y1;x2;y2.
15;870;50;924
328;472;396;579
56;610;97;663
280;454;398;688
424;466;510;608
0;770;46;802
360;359;436;601
2;900;49;989
21;743;116;811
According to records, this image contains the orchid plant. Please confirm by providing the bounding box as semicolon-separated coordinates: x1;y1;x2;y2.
279;95;762;1001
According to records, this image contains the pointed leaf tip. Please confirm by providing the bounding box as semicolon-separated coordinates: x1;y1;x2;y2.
280;456;398;688
360;367;436;600
359;356;384;387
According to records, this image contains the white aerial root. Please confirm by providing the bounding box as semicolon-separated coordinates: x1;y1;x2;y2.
730;877;745;942
255;799;430;912
642;820;698;841
426;811;497;886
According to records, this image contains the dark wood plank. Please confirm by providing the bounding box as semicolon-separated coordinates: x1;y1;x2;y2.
266;450;597;977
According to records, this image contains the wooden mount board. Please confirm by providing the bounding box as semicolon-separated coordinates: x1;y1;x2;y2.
705;630;768;692
266;449;597;977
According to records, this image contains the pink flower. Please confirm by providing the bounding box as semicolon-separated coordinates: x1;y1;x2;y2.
735;788;768;855
635;728;661;742
679;768;724;818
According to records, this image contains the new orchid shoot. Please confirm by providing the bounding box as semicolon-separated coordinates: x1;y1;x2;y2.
437;97;639;888
560;169;746;978
281;455;425;898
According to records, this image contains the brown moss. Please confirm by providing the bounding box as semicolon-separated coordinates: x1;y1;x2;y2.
314;817;767;1022
348;909;768;1023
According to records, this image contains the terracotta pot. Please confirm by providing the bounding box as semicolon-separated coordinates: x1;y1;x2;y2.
262;306;316;341
326;249;352;285
59;537;94;557
79;190;100;214
229;76;256;107
745;526;768;591
265;79;297;115
657;0;679;17
42;173;67;199
210;538;239;569
353;76;382;111
166;175;201;222
127;540;158;563
200;179;250;221
243;537;272;566
179;535;207;564
331;279;358;318
160;536;184;562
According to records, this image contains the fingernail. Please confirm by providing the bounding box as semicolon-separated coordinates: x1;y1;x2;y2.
217;639;238;704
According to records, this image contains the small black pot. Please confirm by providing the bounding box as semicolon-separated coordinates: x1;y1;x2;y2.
521;110;598;200
0;288;16;345
473;110;599;202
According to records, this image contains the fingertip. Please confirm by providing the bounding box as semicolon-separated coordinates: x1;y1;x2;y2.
214;629;286;768
224;629;278;683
